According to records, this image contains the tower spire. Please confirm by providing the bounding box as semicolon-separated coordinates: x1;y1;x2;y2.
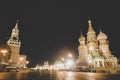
80;29;83;36
88;19;92;26
14;19;19;30
79;30;85;41
99;26;103;34
10;19;20;41
88;19;95;32
99;26;102;32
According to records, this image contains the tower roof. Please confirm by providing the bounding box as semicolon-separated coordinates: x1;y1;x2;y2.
15;19;19;29
79;31;85;41
12;19;19;31
97;29;107;40
88;19;95;32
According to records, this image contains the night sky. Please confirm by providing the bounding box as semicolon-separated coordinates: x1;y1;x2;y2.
0;1;120;67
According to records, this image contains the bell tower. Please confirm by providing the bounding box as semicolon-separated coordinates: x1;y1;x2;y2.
7;20;21;67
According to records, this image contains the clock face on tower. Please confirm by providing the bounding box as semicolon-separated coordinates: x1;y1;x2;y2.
12;37;17;40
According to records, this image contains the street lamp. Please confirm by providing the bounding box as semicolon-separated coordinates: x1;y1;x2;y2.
65;52;75;70
66;59;74;68
61;57;65;61
68;53;72;58
26;60;29;68
26;61;29;64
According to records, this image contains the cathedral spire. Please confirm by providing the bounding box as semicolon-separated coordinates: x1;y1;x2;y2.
99;26;102;32
14;19;19;30
79;30;85;41
80;30;83;36
88;19;95;32
99;26;104;34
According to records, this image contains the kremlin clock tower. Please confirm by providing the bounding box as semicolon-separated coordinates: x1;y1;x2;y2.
7;20;21;67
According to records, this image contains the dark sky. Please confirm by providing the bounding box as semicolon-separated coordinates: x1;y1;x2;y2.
0;1;120;67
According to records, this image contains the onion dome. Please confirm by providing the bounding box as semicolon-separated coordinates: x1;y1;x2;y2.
97;30;107;40
79;32;85;41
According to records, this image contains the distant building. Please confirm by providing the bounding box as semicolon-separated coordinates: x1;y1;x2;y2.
76;19;118;68
43;61;50;69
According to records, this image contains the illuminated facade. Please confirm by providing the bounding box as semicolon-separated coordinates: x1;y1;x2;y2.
76;19;118;68
7;20;21;67
43;61;50;69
